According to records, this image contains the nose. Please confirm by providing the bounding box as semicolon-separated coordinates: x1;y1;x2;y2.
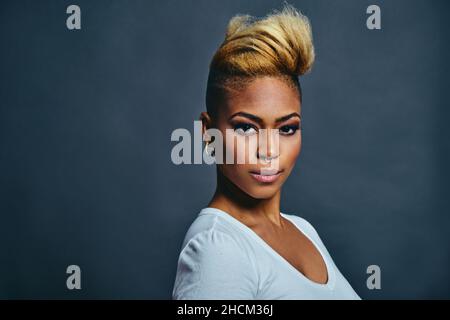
257;128;280;162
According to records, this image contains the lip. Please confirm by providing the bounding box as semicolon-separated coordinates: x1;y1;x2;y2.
249;170;283;183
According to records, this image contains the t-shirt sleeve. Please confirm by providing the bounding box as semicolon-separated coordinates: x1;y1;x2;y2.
172;229;258;300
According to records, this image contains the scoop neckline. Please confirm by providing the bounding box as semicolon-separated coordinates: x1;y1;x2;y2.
198;207;336;290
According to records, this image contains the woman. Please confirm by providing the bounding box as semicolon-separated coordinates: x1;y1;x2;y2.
172;3;360;300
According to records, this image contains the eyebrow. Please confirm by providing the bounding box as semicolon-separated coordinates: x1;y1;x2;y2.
228;111;301;124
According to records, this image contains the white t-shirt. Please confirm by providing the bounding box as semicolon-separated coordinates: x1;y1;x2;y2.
172;207;361;300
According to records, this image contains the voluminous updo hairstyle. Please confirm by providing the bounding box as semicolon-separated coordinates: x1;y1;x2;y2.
206;3;315;118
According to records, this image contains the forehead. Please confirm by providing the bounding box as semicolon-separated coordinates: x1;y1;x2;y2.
222;76;301;119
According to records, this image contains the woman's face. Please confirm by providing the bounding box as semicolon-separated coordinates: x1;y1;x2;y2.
204;76;302;200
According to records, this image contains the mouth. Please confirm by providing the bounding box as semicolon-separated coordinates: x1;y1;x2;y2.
249;169;283;183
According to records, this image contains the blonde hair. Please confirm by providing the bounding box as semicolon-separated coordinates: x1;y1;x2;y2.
206;3;315;115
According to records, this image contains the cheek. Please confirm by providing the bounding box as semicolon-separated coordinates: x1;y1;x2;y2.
219;135;255;183
224;134;258;164
282;134;302;164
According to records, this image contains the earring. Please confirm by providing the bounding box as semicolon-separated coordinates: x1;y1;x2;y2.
204;143;215;157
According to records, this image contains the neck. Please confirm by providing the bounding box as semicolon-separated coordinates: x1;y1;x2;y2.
207;166;282;227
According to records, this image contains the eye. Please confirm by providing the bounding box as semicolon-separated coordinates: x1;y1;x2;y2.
279;124;300;136
234;123;258;136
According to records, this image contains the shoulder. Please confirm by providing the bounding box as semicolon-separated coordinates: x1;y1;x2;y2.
180;227;245;263
180;210;247;251
177;211;253;270
173;210;258;299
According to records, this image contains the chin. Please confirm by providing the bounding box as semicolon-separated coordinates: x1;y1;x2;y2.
246;188;280;200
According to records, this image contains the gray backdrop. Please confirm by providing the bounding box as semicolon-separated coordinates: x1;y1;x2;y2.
0;0;449;299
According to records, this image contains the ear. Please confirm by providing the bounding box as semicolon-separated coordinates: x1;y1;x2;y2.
199;111;213;141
